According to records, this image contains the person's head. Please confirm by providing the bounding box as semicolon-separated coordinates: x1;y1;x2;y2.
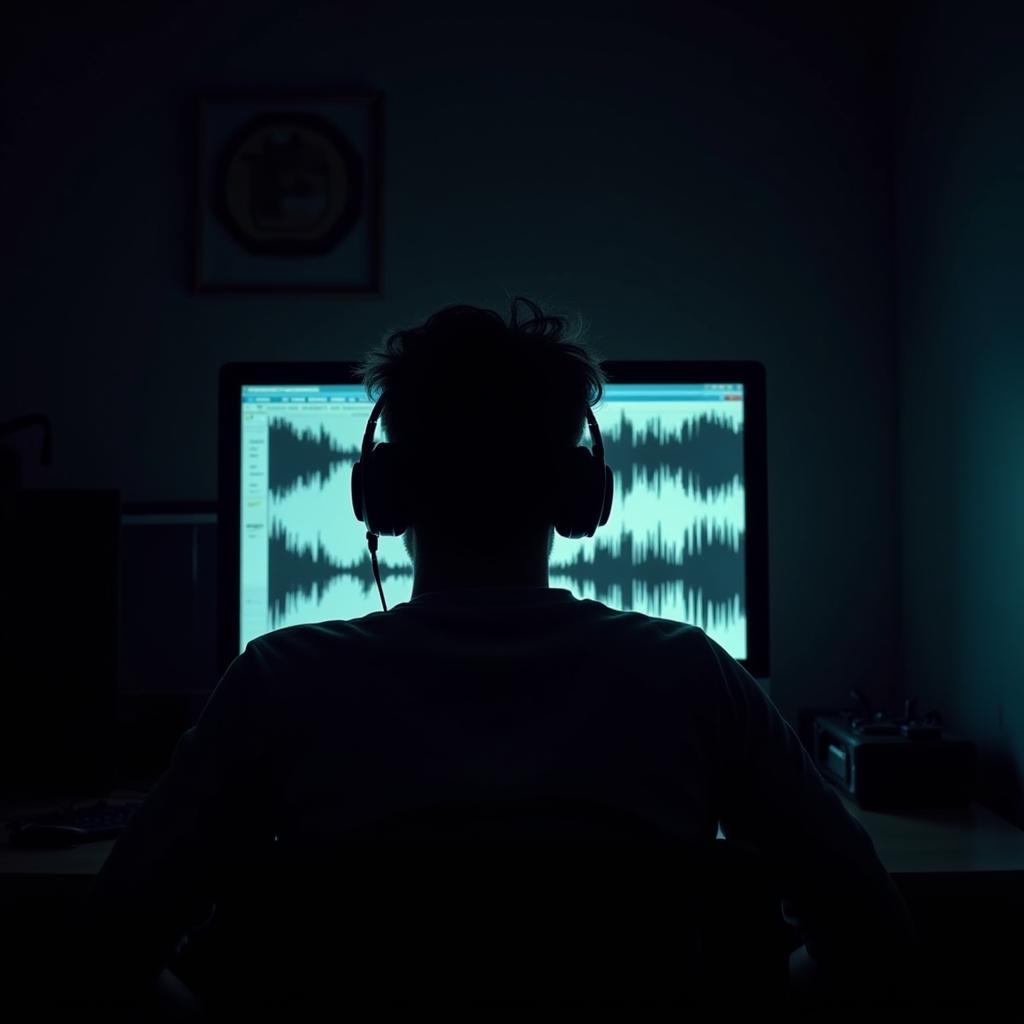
355;297;605;560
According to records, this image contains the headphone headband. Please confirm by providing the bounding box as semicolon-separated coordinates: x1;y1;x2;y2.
361;394;386;462
585;405;604;461
351;395;613;540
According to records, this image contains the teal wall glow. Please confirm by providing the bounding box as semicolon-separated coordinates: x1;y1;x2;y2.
897;5;1024;825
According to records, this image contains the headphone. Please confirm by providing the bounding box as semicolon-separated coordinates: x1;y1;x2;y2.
351;394;614;610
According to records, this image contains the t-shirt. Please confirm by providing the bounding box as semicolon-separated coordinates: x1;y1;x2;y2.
90;585;915;991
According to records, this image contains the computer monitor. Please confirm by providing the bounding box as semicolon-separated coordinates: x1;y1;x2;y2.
218;361;769;677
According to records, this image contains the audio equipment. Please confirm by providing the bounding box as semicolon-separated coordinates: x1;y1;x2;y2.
811;704;976;809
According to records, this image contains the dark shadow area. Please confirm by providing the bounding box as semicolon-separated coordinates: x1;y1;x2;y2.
2;1;1023;1014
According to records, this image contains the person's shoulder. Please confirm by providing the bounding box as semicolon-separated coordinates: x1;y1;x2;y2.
575;597;708;644
572;599;719;680
245;613;388;665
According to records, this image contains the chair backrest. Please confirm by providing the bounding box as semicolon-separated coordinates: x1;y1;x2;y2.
198;797;790;1008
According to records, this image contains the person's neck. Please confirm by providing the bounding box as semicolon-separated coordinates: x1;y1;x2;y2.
408;526;551;599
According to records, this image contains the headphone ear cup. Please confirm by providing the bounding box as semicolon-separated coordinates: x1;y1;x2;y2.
350;461;366;523
599;464;613;527
360;443;412;536
553;446;606;539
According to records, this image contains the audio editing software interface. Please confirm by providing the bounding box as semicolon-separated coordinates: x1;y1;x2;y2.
239;382;747;658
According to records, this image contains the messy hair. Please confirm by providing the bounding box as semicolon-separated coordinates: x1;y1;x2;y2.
355;297;606;529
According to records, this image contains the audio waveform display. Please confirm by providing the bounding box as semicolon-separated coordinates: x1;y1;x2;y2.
602;409;742;499
239;383;748;659
268;522;412;628
268;417;360;500
240;392;416;646
549;396;746;655
551;522;744;632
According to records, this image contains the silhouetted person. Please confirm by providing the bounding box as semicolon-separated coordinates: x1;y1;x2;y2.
75;299;916;1013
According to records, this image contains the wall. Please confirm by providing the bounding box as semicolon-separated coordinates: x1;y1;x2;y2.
2;1;900;721
896;4;1024;824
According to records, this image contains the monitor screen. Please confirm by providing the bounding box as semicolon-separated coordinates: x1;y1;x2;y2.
228;366;765;672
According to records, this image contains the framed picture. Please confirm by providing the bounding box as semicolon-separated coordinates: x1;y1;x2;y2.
194;92;383;294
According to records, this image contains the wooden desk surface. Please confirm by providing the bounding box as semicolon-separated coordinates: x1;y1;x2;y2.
4;793;1024;879
836;792;1024;876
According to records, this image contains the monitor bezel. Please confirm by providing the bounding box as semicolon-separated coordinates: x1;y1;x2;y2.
218;360;770;678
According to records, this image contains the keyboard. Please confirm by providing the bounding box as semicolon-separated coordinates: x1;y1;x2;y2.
8;800;143;848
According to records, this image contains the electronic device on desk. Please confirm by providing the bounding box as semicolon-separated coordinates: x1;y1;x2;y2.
7;800;143;848
117;502;218;779
812;692;976;809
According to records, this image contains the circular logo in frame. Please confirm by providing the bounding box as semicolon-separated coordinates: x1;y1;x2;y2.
214;111;365;256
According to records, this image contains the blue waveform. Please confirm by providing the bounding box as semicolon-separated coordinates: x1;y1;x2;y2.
551;520;745;621
268;417;360;501
602;408;742;499
268;522;412;628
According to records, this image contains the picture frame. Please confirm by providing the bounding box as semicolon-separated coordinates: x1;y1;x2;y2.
194;92;383;294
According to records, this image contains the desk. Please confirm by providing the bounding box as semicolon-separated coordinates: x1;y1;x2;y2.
836;792;1024;876
833;792;1024;1004
0;796;134;1007
0;839;112;877
0;793;141;878
4;791;1024;879
3;793;1024;1005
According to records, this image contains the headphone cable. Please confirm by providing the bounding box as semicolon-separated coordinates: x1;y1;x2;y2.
366;531;389;611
